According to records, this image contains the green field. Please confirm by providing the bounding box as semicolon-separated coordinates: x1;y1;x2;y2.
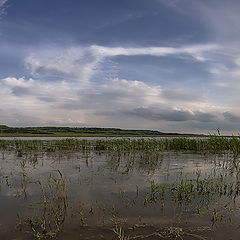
0;125;193;137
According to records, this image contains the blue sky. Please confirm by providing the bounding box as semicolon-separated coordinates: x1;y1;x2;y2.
0;0;240;133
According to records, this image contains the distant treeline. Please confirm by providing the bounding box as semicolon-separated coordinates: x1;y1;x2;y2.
0;125;186;136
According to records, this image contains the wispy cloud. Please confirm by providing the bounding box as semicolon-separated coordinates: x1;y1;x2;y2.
24;44;219;83
156;0;185;10
25;47;103;84
90;44;218;59
196;1;240;42
0;0;7;16
0;0;7;8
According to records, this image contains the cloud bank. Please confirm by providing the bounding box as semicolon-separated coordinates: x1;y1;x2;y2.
1;75;240;133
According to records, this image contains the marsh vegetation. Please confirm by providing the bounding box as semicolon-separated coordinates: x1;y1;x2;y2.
0;137;240;239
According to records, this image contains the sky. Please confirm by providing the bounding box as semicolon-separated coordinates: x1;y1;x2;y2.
0;0;240;134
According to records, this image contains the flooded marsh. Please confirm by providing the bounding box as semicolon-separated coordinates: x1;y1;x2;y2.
0;137;240;239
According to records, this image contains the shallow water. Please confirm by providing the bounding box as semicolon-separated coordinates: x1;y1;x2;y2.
0;143;239;239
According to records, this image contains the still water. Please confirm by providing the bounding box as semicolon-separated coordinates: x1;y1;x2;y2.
0;141;239;239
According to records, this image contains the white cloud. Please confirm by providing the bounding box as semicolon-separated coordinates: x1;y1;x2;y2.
24;44;219;83
2;77;34;87
99;78;163;107
25;47;103;84
90;44;218;59
1;76;237;134
0;77;161;126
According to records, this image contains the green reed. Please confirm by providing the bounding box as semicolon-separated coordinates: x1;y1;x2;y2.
17;170;68;239
1;136;240;156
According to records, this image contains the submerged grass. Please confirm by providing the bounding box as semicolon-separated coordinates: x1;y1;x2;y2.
145;176;240;207
17;171;68;239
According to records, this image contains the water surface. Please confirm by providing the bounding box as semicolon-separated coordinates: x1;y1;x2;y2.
0;140;239;239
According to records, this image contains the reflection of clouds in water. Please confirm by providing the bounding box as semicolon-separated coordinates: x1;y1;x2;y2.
0;147;239;240
0;150;232;203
